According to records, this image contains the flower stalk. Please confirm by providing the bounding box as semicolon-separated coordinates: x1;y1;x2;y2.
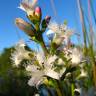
40;39;49;56
77;0;87;56
56;80;65;96
88;0;96;88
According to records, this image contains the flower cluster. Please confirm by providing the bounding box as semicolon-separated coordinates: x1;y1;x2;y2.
11;0;90;95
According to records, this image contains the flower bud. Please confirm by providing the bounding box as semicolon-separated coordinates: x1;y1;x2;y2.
35;6;42;17
34;6;42;23
45;16;51;25
41;16;51;32
15;18;35;37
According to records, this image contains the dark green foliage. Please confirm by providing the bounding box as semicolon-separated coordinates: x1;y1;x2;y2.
0;48;37;96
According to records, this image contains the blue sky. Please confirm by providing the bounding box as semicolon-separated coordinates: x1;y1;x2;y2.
0;0;95;52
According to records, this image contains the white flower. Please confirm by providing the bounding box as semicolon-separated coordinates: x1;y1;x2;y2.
28;70;44;87
48;22;59;33
61;47;83;66
35;51;45;64
18;0;37;16
44;55;60;79
48;22;73;44
11;40;31;67
45;55;58;68
26;64;44;87
26;64;38;73
26;53;60;87
70;48;83;66
44;69;59;79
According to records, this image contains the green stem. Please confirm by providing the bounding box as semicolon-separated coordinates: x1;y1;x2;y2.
77;0;87;56
71;83;74;96
56;80;65;96
40;39;48;56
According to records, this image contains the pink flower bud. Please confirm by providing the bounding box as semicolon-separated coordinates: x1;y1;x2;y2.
45;16;51;24
45;16;51;20
35;6;41;16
